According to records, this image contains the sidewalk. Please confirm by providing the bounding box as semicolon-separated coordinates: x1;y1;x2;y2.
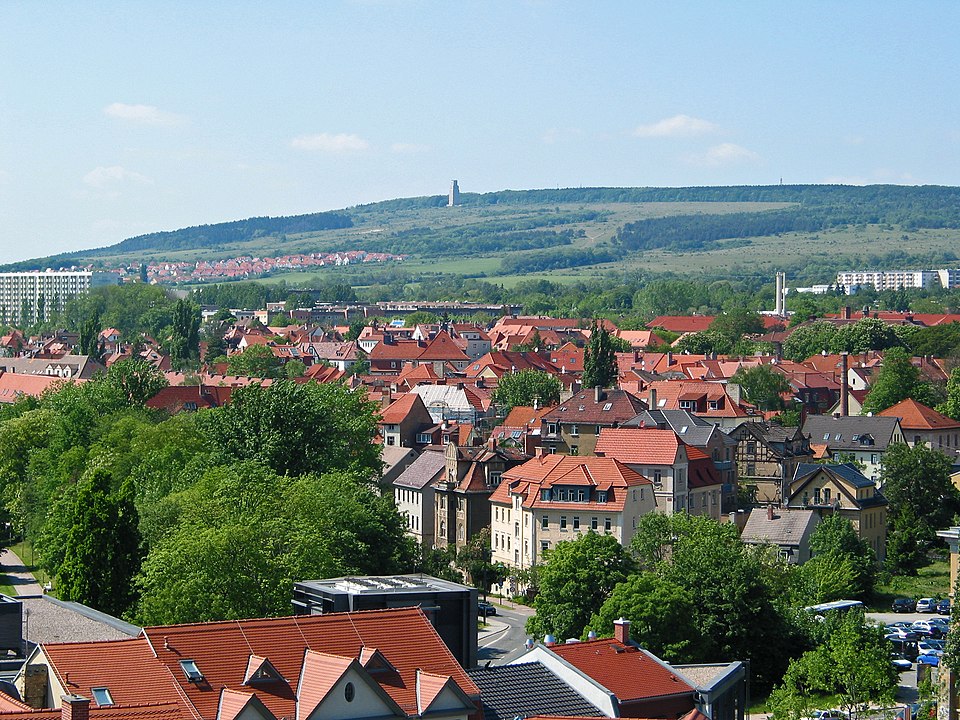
0;548;43;596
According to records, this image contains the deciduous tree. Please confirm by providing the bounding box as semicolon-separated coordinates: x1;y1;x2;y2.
730;365;792;410
491;369;561;414
526;531;635;642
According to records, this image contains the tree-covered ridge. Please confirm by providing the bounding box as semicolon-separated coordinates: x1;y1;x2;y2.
615;185;960;253
99;211;354;254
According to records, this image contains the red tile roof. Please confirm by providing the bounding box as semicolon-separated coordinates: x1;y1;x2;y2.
38;608;478;720
646;316;715;333
879;397;960;431
492;455;650;512
594;428;684;465
0;372;67;403
551;639;692;702
378;392;420;424
542;388;646;424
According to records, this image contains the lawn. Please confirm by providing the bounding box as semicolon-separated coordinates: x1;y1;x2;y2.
870;557;951;611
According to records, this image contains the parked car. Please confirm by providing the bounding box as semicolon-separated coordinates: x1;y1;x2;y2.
917;640;944;657
892;598;917;613
910;620;944;638
938;598;951;615
917;653;940;666
892;656;913;672
887;621;914;630
886;627;919;640
477;601;497;617
806;711;846;720
916;598;938;613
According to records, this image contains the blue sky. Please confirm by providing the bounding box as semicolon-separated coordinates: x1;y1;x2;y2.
1;1;958;264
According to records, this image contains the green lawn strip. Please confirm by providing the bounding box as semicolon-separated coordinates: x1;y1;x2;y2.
6;540;52;588
870;559;951;612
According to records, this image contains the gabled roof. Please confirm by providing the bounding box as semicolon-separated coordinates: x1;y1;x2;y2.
0;372;68;403
218;689;272;720
467;662;603;720
551;639;693;703
793;462;875;489
801;415;902;451
542;388;646;424
741;508;819;547
594;428;683;466
393;450;446;490
417;331;470;362
379;393;424;424
879;397;960;431
646;316;715;333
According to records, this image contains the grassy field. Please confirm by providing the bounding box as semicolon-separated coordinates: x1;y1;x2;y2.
870;557;951;612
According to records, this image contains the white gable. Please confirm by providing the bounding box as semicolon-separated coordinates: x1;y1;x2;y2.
305;666;400;720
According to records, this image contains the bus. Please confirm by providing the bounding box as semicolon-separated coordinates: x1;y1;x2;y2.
804;600;864;619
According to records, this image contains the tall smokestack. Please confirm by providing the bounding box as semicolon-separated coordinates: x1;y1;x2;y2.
775;272;784;316
840;352;849;417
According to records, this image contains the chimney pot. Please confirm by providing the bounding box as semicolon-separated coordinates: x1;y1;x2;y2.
613;618;631;645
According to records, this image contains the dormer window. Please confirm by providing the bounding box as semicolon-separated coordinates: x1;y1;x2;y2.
91;688;114;706
541;489;551;501
596;491;608;503
180;659;204;683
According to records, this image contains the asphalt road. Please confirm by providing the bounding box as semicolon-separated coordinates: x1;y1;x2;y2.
477;602;536;666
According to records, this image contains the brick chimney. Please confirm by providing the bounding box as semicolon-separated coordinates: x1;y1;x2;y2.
841;306;851;320
767;504;775;521
648;388;657;409
61;696;90;720
613;618;631;644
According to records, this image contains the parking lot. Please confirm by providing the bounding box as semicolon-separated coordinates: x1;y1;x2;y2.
866;610;950;701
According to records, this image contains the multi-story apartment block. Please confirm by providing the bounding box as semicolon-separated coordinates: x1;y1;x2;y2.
489;455;656;575
0;270;118;325
835;268;960;293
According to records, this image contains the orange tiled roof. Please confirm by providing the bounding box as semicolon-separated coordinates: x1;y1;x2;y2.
379;393;420;424
551;639;692;702
879;397;960;431
594;428;683;466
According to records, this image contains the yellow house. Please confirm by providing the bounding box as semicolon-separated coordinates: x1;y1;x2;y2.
786;463;888;561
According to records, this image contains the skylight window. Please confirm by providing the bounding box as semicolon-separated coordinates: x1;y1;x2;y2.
180;659;204;683
680;426;688;434
823;433;830;440
91;688;114;707
602;403;613;411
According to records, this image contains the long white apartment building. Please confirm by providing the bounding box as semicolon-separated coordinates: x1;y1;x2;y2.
0;270;118;324
836;268;960;293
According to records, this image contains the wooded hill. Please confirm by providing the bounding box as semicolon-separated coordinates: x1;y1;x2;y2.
6;184;960;282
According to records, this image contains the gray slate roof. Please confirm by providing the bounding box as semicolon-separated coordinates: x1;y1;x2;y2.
20;595;141;644
467;662;603;720
794;462;875;489
624;410;730;448
393;449;446;489
741;508;818;547
801;415;901;451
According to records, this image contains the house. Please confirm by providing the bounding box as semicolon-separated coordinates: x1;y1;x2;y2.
393;449;446;548
642;381;757;430
728;422;813;505
0;372;68;404
380;445;419;489
879;397;960;459
740;506;820;563
0;355;105;380
300;341;359;372
379;393;435;448
410;383;491;425
624;408;739;511
489;455;656;576
594;428;692;516
433;443;527;552
516;621;694;718
145;385;234;413
541;387;648;456
800;415;905;484
450;324;492;360
488;405;554;455
13;607;479;720
786;463;888;560
616;330;665;350
508;620;746;720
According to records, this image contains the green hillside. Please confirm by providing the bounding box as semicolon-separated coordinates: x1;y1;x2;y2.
6;185;960;286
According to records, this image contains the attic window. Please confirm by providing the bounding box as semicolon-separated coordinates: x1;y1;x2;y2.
680;426;688;434
91;688;114;707
852;434;859;441
180;659;204;683
835;434;842;441
602;403;613;411
823;433;830;441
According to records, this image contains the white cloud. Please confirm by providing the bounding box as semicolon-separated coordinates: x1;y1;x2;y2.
291;133;370;153
82;165;152;189
633;114;717;138
390;142;429;154
103;102;187;126
686;142;761;167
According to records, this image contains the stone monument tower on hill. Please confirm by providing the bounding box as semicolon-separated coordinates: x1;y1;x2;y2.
448;180;460;207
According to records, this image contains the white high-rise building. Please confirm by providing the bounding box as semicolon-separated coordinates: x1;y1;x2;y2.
0;270;117;324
